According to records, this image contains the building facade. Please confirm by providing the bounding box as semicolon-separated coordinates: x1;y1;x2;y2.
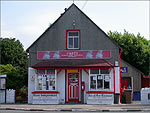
27;4;122;104
121;59;143;101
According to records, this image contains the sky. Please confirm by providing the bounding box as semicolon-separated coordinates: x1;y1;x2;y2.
1;1;149;50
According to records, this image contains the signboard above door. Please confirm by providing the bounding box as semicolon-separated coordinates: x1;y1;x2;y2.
37;50;111;60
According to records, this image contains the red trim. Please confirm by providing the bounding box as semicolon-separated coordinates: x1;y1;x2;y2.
119;49;123;103
32;91;59;94
83;69;89;75
80;69;82;104
142;74;150;78
86;91;114;94
57;69;62;75
103;59;114;67
69;99;79;101
141;74;150;88
68;73;69;102
66;29;80;50
65;70;67;103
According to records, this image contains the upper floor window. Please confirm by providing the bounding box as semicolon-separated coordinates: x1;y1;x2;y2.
66;30;80;50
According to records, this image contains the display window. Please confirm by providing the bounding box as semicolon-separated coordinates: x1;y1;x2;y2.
36;70;56;91
89;69;111;90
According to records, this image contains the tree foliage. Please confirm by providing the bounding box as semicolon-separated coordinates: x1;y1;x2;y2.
0;64;24;89
0;38;28;88
108;30;150;75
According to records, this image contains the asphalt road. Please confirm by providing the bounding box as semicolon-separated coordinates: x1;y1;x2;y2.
0;110;150;113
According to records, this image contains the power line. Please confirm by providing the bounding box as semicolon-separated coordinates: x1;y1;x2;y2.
82;0;88;10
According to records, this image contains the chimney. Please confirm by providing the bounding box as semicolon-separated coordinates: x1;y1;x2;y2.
64;8;67;12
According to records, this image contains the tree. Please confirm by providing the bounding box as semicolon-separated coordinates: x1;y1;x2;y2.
0;38;28;87
0;64;24;89
108;30;150;75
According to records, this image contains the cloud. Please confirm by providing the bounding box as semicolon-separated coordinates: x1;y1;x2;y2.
1;30;17;38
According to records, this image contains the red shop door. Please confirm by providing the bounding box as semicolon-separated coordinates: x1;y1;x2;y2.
121;78;128;89
68;73;79;102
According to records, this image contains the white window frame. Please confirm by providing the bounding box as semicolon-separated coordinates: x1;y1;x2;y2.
35;70;57;91
89;69;111;91
67;31;79;49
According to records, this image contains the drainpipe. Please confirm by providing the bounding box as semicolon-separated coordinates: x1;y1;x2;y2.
119;49;123;104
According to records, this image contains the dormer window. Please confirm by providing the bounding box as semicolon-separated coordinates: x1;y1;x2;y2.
66;30;80;50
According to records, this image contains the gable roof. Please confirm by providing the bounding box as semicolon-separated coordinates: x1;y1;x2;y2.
26;3;121;52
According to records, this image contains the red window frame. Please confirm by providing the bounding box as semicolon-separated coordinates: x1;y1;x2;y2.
66;29;80;50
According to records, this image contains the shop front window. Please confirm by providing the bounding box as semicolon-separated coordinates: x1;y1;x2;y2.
104;75;110;89
90;76;96;89
97;75;103;89
36;70;56;91
37;75;42;90
90;69;110;90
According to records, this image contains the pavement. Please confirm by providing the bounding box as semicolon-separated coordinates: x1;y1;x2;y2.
0;102;150;112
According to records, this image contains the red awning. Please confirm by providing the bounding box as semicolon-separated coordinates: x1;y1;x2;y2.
32;59;114;69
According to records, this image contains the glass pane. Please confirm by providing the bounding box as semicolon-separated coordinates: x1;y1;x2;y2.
97;75;103;89
37;70;45;74
49;75;55;90
104;81;109;89
42;75;47;90
74;38;79;48
69;38;73;48
69;32;78;36
69;74;78;83
37;75;42;90
90;76;96;90
148;94;150;100
104;75;110;89
47;70;55;75
90;69;99;74
101;69;109;74
46;75;49;90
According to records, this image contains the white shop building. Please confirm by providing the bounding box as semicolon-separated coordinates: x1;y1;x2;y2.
27;3;122;104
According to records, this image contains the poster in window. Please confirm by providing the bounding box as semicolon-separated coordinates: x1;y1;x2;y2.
93;76;96;80
43;77;46;83
0;79;6;89
105;75;110;82
98;75;103;80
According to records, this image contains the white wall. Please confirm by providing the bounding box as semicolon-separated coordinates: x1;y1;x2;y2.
6;89;15;103
110;69;114;92
28;67;36;104
115;67;120;93
141;88;150;105
87;94;114;104
57;70;65;104
32;93;59;104
82;70;89;104
0;90;5;103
